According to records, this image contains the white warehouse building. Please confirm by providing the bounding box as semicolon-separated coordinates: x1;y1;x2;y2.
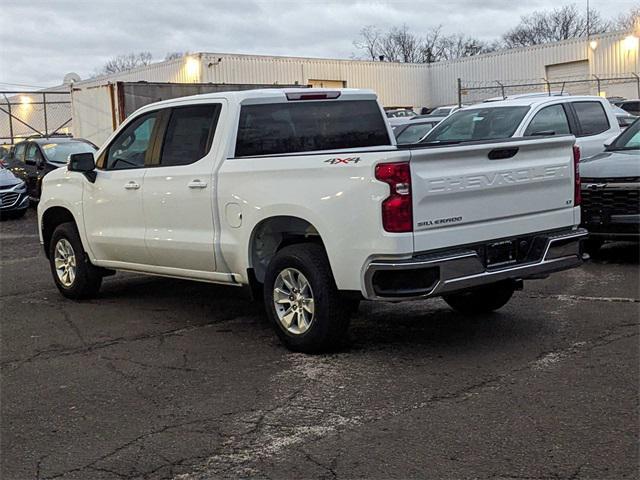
61;29;640;144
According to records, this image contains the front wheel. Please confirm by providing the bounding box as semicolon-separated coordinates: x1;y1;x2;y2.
263;243;351;353
49;222;103;299
443;281;515;314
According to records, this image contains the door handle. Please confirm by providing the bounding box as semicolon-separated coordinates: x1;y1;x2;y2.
124;181;140;190
488;147;519;160
188;180;208;189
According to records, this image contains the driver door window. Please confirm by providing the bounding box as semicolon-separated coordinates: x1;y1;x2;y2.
105;112;158;170
25;144;43;166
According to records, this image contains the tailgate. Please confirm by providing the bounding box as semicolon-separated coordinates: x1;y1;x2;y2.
411;136;577;252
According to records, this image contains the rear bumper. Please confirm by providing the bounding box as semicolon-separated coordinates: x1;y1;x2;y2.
363;228;588;300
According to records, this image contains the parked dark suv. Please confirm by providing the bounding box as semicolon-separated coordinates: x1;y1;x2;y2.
5;136;97;203
612;99;640;116
580;118;640;254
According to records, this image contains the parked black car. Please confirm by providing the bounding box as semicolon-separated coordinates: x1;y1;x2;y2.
612;99;640;117
5;137;97;203
394;118;442;144
0;163;29;219
580;118;640;254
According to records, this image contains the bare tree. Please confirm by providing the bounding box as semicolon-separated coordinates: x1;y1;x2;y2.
99;52;153;75
439;34;498;60
165;51;189;61
353;24;492;63
503;5;611;47
353;26;382;60
615;7;640;31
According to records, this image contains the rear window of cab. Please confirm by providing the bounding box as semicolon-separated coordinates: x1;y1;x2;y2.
235;100;391;157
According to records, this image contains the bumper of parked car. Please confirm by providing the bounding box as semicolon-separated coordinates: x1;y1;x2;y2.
363;228;588;301
0;183;29;213
581;214;640;241
581;182;640;241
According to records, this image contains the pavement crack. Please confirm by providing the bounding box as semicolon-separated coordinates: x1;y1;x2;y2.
524;293;639;303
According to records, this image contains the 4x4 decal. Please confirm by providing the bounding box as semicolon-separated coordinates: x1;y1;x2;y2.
324;157;361;165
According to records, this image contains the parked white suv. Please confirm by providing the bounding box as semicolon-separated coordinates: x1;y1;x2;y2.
38;89;587;352
423;96;620;158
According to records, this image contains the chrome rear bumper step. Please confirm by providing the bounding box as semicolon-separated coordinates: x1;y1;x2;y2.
363;228;588;301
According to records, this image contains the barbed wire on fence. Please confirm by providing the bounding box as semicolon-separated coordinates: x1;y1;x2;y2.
457;74;640;105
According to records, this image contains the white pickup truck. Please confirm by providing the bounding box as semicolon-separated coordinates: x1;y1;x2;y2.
38;89;587;352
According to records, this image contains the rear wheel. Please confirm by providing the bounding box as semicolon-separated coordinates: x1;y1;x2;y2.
49;222;102;299
264;243;351;353
443;281;515;314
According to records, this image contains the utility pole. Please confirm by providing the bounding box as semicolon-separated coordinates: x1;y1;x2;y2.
586;0;590;38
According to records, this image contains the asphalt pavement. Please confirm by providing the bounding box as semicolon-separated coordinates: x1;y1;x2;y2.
1;209;638;480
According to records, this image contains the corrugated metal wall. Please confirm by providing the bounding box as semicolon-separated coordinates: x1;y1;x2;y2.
69;30;638;113
429;31;639;105
73;57;195;90
200;53;431;107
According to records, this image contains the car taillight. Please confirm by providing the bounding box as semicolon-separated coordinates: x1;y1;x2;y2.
375;161;413;233
573;145;581;206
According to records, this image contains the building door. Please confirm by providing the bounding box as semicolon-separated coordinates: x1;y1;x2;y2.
545;60;591;95
308;79;346;88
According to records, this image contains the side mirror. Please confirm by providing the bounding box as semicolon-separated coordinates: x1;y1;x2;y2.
68;152;96;183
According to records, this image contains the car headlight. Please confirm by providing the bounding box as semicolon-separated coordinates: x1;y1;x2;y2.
15;181;26;192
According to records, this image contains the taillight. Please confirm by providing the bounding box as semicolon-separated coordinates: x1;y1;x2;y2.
375;161;413;233
573;145;581;206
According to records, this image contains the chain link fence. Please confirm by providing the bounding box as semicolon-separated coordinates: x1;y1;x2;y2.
0;91;72;145
457;74;640;105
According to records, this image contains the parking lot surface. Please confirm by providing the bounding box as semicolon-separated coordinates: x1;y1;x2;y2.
1;209;638;480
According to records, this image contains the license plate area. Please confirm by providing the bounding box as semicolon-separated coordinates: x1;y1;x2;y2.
485;240;517;269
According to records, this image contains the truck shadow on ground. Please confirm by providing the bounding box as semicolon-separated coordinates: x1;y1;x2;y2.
588;241;639;265
95;274;538;353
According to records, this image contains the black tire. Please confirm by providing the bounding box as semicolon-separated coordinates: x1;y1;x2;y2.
584;238;603;256
443;280;515;314
263;243;351;353
49;222;102;299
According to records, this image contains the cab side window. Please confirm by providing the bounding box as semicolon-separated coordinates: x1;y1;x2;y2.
160;104;220;167
571;101;610;136
524;104;570;136
105;112;158;170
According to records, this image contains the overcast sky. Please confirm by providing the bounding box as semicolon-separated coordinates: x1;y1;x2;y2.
1;0;636;89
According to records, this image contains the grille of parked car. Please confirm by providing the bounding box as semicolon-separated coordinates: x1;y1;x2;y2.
581;177;640;183
0;192;20;206
581;188;640;217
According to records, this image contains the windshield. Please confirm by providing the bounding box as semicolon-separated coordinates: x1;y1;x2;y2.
430;107;452;116
395;122;438;144
608;119;640;151
41;141;96;164
421;106;530;144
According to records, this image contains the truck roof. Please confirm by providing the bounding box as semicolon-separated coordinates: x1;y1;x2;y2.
143;88;378;109
462;95;610;109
